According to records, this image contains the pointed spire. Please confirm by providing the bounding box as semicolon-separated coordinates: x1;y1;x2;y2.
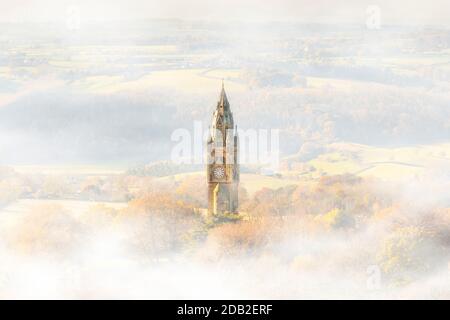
218;79;229;109
212;80;234;131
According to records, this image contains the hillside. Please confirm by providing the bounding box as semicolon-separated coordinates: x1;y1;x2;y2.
283;142;450;181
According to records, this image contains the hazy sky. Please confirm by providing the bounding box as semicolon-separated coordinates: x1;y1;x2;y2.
0;0;449;25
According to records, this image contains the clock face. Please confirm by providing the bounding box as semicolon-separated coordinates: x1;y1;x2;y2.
213;166;225;179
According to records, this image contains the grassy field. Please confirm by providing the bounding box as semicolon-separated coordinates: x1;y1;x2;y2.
76;68;246;94
288;142;450;180
155;140;450;196
6;142;450;197
159;171;307;196
0;199;128;231
10;165;127;176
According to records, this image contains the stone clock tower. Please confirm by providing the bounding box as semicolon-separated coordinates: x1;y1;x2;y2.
207;82;239;215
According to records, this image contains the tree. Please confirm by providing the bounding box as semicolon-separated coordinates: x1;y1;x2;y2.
120;193;203;258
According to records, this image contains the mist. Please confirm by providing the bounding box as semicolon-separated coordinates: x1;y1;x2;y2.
0;164;448;299
0;1;449;300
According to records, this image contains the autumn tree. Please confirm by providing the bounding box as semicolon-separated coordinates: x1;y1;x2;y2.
121;193;204;259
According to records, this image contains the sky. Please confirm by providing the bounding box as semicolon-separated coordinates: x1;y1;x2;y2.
0;0;449;25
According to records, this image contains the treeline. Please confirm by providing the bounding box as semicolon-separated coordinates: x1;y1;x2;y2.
4;172;449;290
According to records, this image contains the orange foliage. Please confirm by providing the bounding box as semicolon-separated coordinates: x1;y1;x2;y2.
205;219;280;258
9;204;84;257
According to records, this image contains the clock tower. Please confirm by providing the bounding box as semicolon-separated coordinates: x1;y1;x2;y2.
207;82;239;215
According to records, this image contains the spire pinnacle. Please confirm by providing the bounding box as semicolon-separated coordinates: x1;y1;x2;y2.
218;80;229;109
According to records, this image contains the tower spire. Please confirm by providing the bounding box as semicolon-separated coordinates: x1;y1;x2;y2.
218;79;229;110
207;82;239;216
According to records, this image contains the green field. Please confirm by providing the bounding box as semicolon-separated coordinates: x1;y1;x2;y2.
286;142;450;180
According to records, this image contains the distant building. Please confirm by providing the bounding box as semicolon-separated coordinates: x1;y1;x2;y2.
207;82;239;215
